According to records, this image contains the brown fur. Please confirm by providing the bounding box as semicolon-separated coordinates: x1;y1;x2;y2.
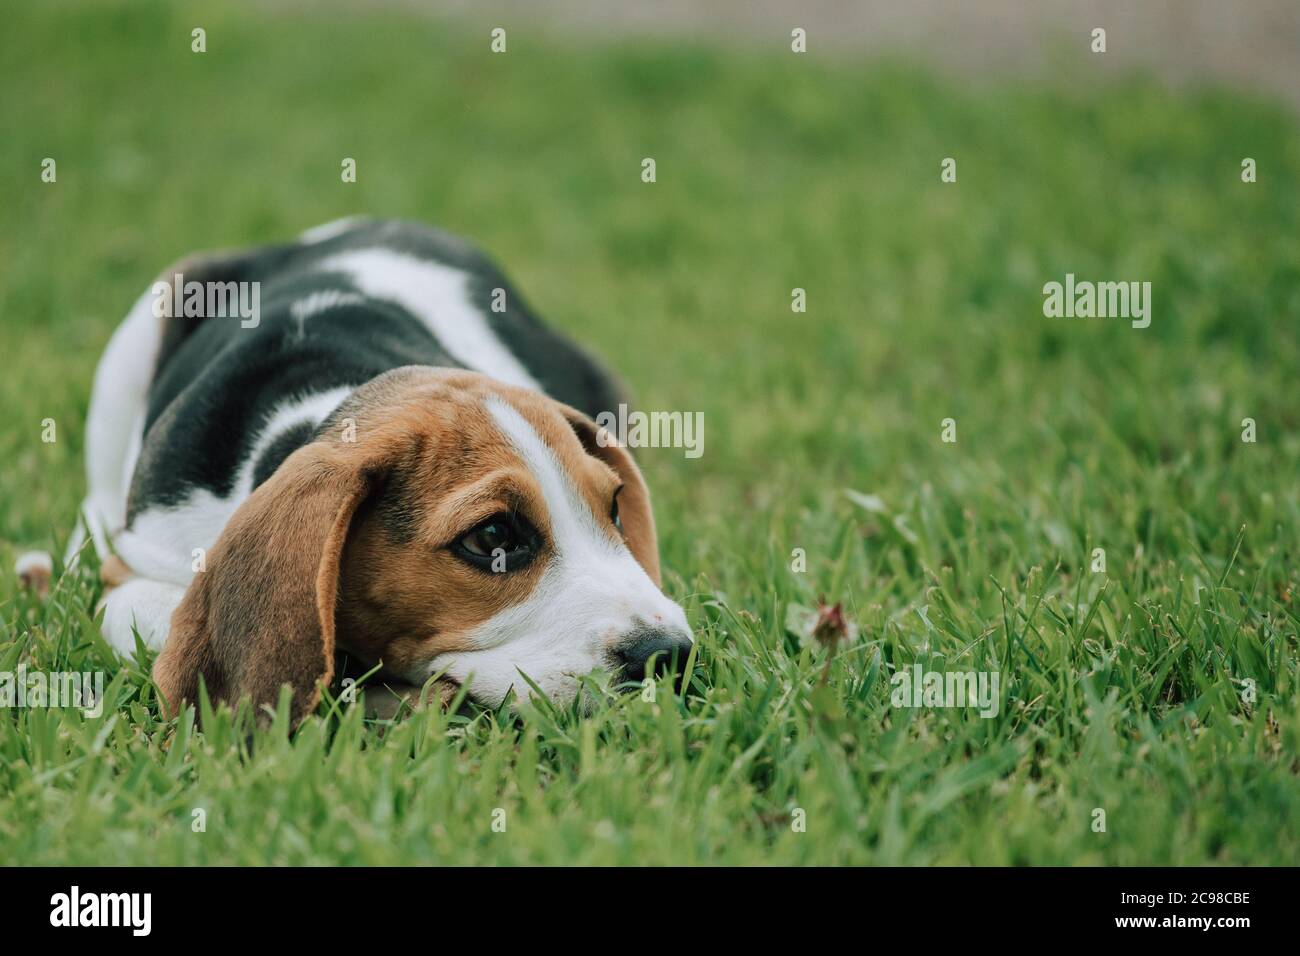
152;366;661;725
557;405;661;585
100;554;134;589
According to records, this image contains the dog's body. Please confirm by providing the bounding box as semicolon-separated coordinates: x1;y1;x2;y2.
64;218;691;718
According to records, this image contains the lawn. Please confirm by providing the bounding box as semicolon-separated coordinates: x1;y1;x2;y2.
1;0;1298;865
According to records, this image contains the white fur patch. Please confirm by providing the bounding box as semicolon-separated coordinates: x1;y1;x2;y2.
298;216;369;244
289;290;366;323
418;397;691;706
317;248;542;390
71;288;165;566
100;578;186;653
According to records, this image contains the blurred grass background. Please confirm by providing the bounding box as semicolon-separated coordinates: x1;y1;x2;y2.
0;0;1297;865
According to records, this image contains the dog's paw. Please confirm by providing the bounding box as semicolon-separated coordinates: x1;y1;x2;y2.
360;678;461;720
15;550;54;598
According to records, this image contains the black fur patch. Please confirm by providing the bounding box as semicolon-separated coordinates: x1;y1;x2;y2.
251;420;317;491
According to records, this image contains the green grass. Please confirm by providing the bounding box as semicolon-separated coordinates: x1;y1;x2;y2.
2;0;1299;865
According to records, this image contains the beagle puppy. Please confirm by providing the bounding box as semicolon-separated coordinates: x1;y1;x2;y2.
58;217;692;722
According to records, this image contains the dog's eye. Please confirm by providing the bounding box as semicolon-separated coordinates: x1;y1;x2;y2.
610;487;623;533
452;514;537;572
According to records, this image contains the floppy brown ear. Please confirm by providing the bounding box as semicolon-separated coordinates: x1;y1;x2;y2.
152;434;401;725
562;405;662;586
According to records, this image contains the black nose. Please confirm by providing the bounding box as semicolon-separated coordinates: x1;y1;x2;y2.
612;627;694;683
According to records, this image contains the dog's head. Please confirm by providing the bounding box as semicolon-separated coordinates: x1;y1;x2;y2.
152;366;691;722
